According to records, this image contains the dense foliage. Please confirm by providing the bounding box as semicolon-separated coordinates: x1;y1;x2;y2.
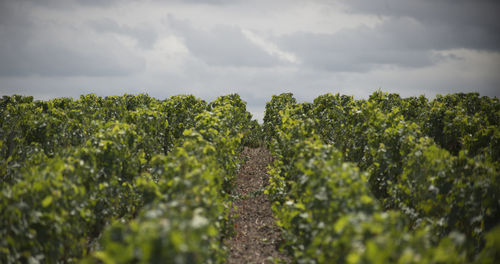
0;94;257;263
264;92;500;263
2;91;499;263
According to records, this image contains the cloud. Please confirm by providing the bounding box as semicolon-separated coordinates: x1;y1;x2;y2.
278;6;500;73
0;1;145;77
278;18;434;72
167;15;290;67
88;18;158;49
241;29;299;64
338;0;500;51
169;0;238;5
16;0;132;8
74;0;131;7
0;27;145;77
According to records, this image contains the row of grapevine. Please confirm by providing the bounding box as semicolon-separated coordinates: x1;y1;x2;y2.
264;92;500;263
83;94;255;263
0;94;257;263
311;92;500;254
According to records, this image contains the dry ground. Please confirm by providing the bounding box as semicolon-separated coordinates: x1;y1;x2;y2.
224;147;290;264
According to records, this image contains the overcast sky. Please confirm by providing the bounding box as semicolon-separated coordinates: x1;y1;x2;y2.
1;0;499;120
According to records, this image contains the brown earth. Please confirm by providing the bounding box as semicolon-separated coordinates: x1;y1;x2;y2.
225;147;290;264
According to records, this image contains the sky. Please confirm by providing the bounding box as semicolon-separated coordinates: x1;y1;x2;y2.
1;0;499;121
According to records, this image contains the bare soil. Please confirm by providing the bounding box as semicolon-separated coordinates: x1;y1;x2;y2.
225;147;290;264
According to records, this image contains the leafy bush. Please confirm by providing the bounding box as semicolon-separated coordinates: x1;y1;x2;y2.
264;92;500;263
0;93;256;263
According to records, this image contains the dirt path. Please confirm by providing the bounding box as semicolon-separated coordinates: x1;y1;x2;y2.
225;147;290;264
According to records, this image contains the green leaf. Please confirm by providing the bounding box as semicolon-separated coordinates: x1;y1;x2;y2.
41;196;53;207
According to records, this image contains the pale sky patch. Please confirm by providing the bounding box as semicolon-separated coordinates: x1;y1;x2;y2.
241;29;299;64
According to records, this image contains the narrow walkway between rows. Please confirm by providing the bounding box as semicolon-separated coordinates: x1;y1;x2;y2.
225;147;290;264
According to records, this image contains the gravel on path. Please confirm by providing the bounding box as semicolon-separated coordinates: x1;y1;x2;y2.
225;147;290;264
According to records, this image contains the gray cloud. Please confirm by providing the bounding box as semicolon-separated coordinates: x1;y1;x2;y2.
74;0;131;7
339;0;500;51
278;19;435;72
88;19;158;49
278;1;500;73
170;0;237;5
167;15;284;67
0;1;145;77
0;28;145;77
17;0;239;8
16;0;132;8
